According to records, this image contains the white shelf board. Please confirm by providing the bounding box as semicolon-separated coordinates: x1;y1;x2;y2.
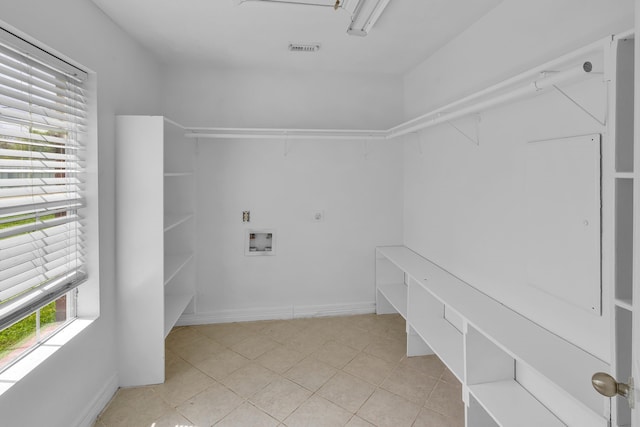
164;293;193;338
375;246;608;412
164;213;193;232
614;172;634;179
164;171;193;177
164;253;194;286
377;283;407;318
615;298;633;311
469;380;564;427
410;316;464;381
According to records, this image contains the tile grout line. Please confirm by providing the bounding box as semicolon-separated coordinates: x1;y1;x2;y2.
100;315;462;427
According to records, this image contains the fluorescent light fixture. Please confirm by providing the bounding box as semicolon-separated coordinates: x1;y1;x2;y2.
237;0;339;8
346;0;390;36
236;0;391;36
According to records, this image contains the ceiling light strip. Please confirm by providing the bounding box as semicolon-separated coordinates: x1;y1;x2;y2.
347;0;391;36
238;0;337;8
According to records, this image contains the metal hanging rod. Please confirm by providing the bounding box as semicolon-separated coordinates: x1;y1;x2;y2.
185;127;387;140
388;61;601;139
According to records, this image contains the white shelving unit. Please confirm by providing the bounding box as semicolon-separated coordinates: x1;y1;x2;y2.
375;245;609;427
116;116;196;387
374;35;638;426
608;34;634;427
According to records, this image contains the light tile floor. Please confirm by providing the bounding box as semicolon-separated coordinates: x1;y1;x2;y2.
94;314;464;427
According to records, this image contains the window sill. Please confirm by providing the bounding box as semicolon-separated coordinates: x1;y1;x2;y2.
0;317;96;396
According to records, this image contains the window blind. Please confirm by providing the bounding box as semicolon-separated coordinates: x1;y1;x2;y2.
0;28;88;332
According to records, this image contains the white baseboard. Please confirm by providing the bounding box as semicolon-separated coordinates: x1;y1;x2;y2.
293;302;375;318
177;301;375;326
74;373;118;427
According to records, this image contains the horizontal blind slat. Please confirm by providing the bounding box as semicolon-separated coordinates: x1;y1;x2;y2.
0;177;82;187
0;73;86;109
0;260;81;301
0;270;87;331
0;109;85;134
0;158;82;170
0;191;81;209
0;247;80;282
0;125;74;145
0;233;81;270
0;85;86;120
0;213;82;240
0;63;86;101
0;221;82;252
0;202;83;221
0;42;86;86
0;206;82;226
0;147;80;162
0;184;82;198
0;93;87;126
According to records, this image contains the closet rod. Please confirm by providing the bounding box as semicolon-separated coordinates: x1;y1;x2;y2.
390;37;606;135
185;128;387;140
388;61;598;138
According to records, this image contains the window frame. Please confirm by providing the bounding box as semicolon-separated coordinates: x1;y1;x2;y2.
0;23;99;389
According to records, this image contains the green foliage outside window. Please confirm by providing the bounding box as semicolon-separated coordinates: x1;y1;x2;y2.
0;135;70;364
0;301;57;358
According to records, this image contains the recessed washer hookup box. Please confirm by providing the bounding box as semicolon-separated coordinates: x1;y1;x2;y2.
245;229;276;256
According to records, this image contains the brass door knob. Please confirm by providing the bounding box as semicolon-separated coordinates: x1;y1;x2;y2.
592;372;634;408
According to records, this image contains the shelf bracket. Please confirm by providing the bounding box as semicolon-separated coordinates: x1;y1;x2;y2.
283;133;291;157
409;132;424;154
552;84;606;127
446;114;481;146
363;139;371;159
415;132;423;155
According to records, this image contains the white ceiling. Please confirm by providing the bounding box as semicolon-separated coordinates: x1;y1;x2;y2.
91;0;501;75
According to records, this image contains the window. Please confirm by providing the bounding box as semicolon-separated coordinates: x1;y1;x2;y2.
0;28;88;371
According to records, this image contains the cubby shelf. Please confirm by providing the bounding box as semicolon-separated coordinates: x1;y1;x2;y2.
164;253;194;286
375;245;609;426
164;292;194;338
164;171;194;177
615;298;633;311
164;213;194;232
614;172;634;178
469;381;564;427
410;315;464;380
377;283;407;318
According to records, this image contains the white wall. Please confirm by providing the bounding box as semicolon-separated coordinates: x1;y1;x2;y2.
0;1;161;425
161;66;404;129
161;67;405;319
404;0;634;118
192;138;402;319
402;0;634;362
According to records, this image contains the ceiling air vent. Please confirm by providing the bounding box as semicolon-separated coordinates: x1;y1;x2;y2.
288;43;321;53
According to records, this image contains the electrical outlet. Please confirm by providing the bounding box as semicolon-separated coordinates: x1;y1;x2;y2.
313;210;324;222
